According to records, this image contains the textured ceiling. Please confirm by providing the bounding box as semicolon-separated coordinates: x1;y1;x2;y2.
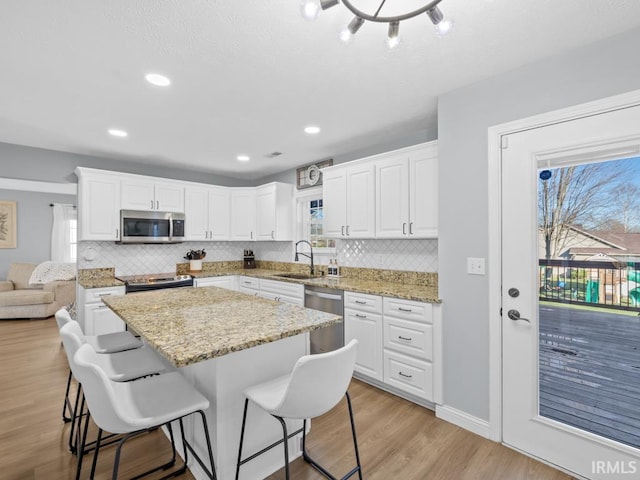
2;0;640;180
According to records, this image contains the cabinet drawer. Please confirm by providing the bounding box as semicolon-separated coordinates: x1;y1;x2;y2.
384;350;433;400
194;276;237;290
384;317;433;360
85;286;125;304
344;291;382;313
237;276;259;290
259;279;304;299
383;297;432;323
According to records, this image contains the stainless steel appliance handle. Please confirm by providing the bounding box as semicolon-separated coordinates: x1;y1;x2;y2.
304;290;343;301
169;214;174;239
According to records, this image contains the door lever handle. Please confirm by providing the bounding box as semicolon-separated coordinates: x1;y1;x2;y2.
507;309;531;323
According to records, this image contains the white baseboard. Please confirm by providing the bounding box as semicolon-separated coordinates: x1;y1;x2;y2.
436;404;497;441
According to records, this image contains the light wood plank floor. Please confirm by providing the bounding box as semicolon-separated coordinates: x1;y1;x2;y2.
0;318;573;480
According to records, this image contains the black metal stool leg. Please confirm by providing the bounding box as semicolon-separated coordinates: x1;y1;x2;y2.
62;369;74;422
90;428;104;479
235;398;249;480
275;416;290;480
345;392;363;480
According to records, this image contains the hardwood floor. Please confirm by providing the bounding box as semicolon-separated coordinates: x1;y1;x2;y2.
0;318;573;480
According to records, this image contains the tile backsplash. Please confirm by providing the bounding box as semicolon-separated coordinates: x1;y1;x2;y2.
78;239;438;276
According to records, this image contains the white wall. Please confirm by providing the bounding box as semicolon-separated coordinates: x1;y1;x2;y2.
438;27;640;421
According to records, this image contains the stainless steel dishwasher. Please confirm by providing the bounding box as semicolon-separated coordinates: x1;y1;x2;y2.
305;285;344;354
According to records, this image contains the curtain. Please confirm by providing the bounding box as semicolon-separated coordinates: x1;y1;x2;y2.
51;203;77;263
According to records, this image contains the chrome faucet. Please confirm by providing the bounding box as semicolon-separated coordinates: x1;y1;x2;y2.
294;240;315;276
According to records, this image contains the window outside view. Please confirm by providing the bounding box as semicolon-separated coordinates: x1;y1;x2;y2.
305;199;335;249
537;155;640;448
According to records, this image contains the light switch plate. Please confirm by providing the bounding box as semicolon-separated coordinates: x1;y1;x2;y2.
467;257;486;275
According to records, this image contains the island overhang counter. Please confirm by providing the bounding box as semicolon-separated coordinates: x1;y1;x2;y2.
103;286;342;480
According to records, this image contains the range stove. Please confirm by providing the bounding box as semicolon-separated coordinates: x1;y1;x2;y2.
117;273;194;293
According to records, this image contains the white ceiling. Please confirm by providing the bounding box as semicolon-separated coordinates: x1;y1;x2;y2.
2;0;640;180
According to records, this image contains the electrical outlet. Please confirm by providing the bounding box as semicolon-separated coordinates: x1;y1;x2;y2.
467;257;486;275
377;255;384;266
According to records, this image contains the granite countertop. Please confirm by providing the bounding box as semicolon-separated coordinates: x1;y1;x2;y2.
189;268;441;304
77;277;125;289
102;287;341;367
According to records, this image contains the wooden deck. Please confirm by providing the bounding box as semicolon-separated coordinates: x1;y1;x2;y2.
539;304;640;448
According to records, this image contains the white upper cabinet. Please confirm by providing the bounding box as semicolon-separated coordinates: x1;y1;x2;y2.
76;168;121;241
409;144;438;238
255;183;293;241
375;142;438;239
184;185;230;241
121;177;184;212
376;154;410;238
323;163;375;238
230;188;256;241
322;167;348;238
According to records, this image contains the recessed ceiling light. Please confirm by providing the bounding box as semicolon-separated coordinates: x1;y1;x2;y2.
304;126;321;134
237;155;250;162
145;73;171;87
108;129;128;137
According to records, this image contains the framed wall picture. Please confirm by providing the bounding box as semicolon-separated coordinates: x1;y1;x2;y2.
0;201;17;249
296;159;333;189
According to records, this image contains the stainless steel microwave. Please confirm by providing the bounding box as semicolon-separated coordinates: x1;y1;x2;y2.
118;210;185;244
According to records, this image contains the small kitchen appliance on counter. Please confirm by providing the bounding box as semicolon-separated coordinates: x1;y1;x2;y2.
117;273;194;293
243;250;256;269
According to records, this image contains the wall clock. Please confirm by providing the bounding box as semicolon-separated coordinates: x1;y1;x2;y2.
296;159;333;189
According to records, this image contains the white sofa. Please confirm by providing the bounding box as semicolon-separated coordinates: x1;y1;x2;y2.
0;263;75;319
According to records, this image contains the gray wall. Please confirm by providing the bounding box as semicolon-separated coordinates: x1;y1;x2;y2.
0;142;251;187
438;27;640;421
0;189;76;279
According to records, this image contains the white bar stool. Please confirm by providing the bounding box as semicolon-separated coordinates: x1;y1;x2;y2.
59;320;172;463
235;339;363;480
73;343;217;480
55;308;142;423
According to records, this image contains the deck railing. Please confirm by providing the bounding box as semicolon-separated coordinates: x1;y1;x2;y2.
539;259;640;311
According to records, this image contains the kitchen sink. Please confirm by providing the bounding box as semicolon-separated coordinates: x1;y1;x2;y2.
273;273;315;280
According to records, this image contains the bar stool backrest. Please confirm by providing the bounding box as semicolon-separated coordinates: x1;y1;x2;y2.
59;321;88;378
72;343;132;434
55;307;73;330
274;339;358;419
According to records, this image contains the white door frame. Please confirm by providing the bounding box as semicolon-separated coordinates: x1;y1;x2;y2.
486;89;640;443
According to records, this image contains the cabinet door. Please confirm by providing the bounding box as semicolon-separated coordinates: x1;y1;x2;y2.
255;184;276;240
121;178;155;211
184;186;209;241
346;163;376;238
209;186;230;240
230;189;256;240
155;181;184;212
78;174;121;241
86;303;125;336
344;308;383;381
322;167;348;237
194;276;237;290
409;148;438;238
376;155;409;238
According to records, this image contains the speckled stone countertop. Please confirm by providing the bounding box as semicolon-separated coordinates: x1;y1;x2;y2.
180;265;441;304
77;268;124;288
102;287;341;367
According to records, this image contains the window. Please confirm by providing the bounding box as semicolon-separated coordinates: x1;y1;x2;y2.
51;204;77;263
297;189;335;253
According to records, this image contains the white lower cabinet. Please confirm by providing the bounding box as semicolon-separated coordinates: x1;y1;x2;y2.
344;292;383;381
194;275;237;290
237;276;260;295
78;285;126;335
383;350;433;400
259;279;304;306
345;291;440;405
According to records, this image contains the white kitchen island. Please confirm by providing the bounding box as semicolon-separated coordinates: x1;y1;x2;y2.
103;286;342;480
